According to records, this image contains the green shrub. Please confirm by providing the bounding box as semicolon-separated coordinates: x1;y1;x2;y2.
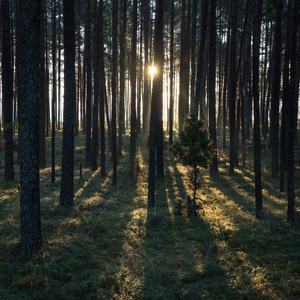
171;115;215;216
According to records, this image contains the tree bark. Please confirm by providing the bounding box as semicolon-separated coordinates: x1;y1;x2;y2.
60;0;76;206
169;0;174;148
270;0;283;178
209;0;218;177
84;0;92;165
18;0;42;257
51;0;56;183
2;0;14;181
99;0;106;176
112;0;118;186
148;0;164;206
91;0;99;171
118;0;127;156
130;0;137;166
39;0;46;168
287;0;298;224
252;0;263;219
229;0;238;173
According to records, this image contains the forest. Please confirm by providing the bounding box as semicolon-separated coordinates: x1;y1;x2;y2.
0;0;300;298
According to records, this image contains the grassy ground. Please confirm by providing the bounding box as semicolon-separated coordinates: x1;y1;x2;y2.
0;129;299;299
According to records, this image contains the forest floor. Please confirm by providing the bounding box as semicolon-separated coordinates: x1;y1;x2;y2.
0;129;300;299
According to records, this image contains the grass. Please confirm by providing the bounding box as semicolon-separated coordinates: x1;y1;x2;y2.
0;128;300;299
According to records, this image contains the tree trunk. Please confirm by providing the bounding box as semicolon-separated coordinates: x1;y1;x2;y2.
280;0;292;191
143;0;150;134
60;0;76;206
118;0;127;156
148;0;164;206
39;0;46;168
112;0;118;186
130;0;137;166
51;0;56;183
84;0;92;165
252;0;263;219
270;0;283;178
99;0;106;176
229;0;238;173
2;0;14;181
91;0;99;171
18;0;42;257
287;0;298;224
190;0;198;116
194;0;208;118
209;0;218;177
169;0;174;148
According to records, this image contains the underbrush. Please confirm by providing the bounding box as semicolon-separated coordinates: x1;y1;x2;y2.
0;130;299;299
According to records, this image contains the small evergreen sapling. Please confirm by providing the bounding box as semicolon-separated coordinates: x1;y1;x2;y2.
171;115;216;216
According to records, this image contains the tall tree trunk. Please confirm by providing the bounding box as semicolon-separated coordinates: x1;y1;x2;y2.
38;0;46;168
118;0;127;156
2;0;14;180
75;0;81;135
91;0;99;171
18;0;42;257
209;0;218;177
253;0;263;219
190;0;198;115
169;0;174;148
51;0;56;183
229;0;238;173
60;0;76;206
222;6;231;148
112;0;118;186
179;0;190;131
280;0;292;191
270;0;283;178
130;0;137;166
148;0;164;207
194;0;208;118
287;0;298;224
58;4;61;131
99;0;106;176
84;0;92;165
143;0;150;134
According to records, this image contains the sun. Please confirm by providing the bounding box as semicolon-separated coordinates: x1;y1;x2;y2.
149;65;157;77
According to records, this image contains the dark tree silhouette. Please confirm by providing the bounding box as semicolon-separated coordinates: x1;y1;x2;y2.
280;0;292;191
229;0;238;173
169;0;174;148
270;0;283;178
99;0;106;176
112;0;118;186
84;0;92;166
143;0;150;134
18;0;42;257
194;0;208;118
148;0;164;207
287;0;298;224
118;0;127;156
208;0;218;177
2;0;14;181
39;0;46;168
60;0;76;206
252;0;263;219
51;0;56;183
91;0;99;171
130;0;137;166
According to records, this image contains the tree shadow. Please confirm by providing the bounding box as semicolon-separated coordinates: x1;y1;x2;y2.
143;155;245;299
